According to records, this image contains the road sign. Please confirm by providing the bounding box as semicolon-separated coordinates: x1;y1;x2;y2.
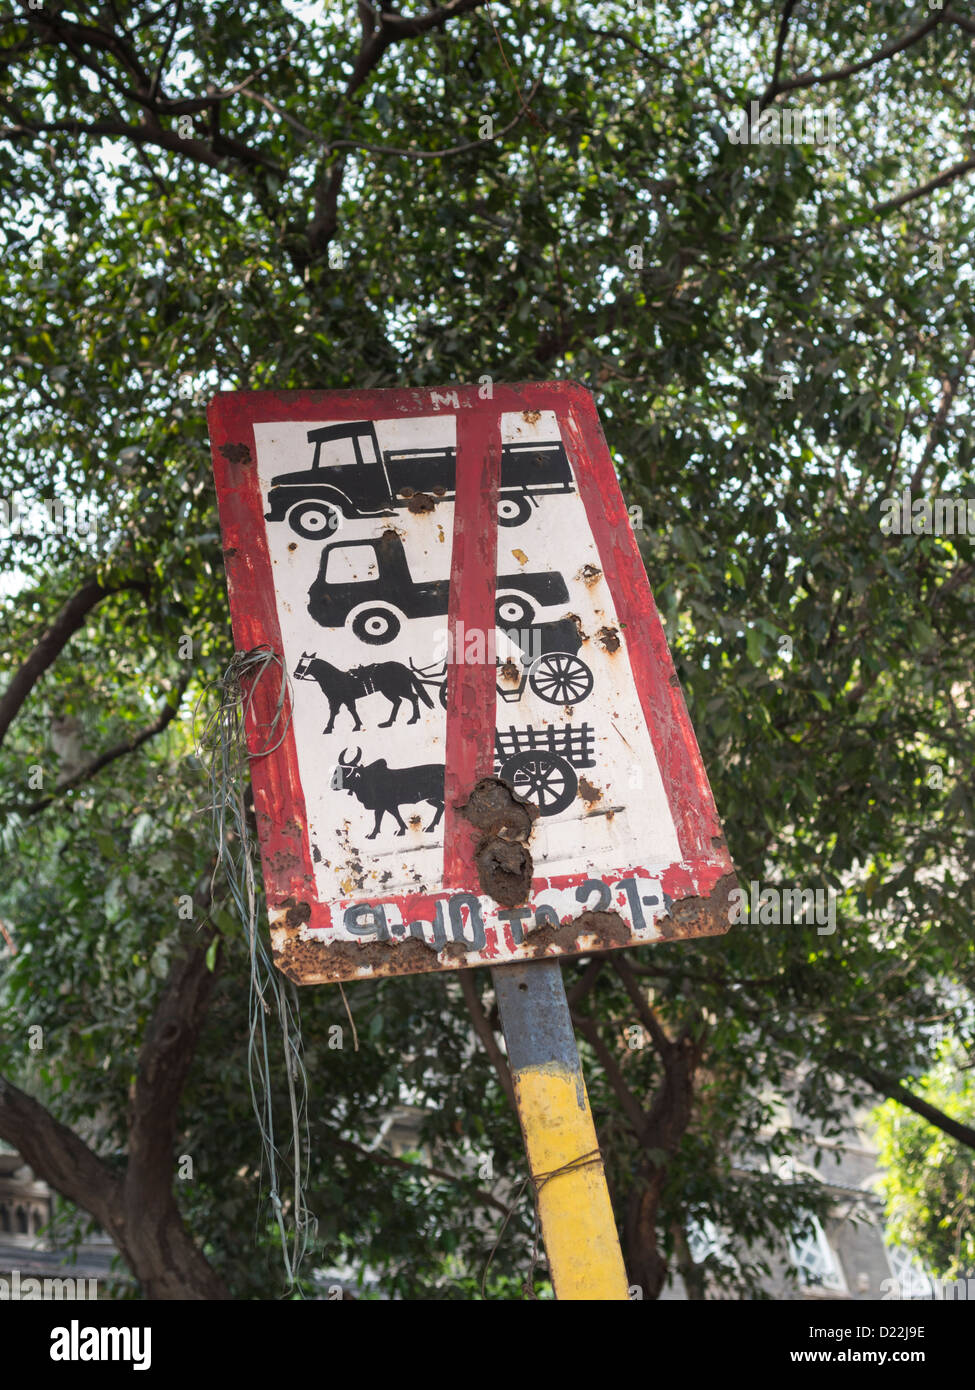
207;382;736;985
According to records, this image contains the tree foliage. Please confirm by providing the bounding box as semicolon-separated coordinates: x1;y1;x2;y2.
1;1;973;1299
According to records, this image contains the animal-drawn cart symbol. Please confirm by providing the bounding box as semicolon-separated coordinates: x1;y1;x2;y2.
494;722;596;817
409;618;594;710
293;653;434;733
498;617;593;706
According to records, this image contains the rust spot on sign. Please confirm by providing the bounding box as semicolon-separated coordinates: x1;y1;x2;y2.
522;409;542;424
433;485;447;497
578;563;602;586
288;542;297;552
475;838;533;910
524;909;630;957
280;897;312;929
457;776;538;838
275;934;442;984
457;776;538;908
499;659;520;683
577;777;602;805
406;492;437;514
654;872;738;942
596;626;621;653
266;848;301;872
220;442;251;467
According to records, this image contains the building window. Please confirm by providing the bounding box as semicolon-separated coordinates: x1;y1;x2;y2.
790;1219;848;1294
686;1217;724;1265
886;1245;935;1299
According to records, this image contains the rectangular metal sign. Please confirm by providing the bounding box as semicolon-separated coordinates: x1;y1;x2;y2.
207;382;736;983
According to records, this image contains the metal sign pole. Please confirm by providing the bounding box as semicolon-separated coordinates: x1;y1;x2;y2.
492;959;630;1300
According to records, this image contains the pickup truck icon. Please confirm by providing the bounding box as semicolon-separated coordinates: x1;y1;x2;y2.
266;419;574;538
308;530;570;644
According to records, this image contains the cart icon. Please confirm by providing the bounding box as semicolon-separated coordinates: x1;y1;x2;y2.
499;617;593;706
410;617;594;710
494;722;596;816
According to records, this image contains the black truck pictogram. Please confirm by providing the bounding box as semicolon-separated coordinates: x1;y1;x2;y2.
265;419;574;537
308;529;571;644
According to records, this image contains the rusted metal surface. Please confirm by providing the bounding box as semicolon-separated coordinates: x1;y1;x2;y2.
577;777;602;805
405;492;437;513
208;383;738;984
458;775;537;907
219;442;251;467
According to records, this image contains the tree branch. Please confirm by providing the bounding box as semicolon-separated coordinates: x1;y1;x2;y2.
0;1073;121;1233
612;956;675;1058
459;970;516;1108
322;1127;511;1216
247;77;541;161
125;929;220;1211
868;155;975;221
0;676;190;818
765;10;947;99
565;956;605;1009
759;0;799;110
834;1057;975;1150
908;332;975;492
0;576;146;752
0;115;279;172
571;1011;649;1138
300;0;493;263
118;924;230;1298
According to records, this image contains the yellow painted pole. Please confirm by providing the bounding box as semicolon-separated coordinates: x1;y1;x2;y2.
492;960;630;1300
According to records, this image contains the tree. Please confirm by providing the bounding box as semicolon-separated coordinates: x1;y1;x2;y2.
872;1054;975;1280
1;1;973;1298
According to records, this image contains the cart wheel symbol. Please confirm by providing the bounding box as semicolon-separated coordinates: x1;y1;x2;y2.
498;751;577;816
528;652;594;706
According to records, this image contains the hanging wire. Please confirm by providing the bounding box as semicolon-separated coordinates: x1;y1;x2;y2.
195;645;316;1291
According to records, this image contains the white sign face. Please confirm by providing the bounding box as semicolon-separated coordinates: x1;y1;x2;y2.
254;408;682;906
210;384;736;984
